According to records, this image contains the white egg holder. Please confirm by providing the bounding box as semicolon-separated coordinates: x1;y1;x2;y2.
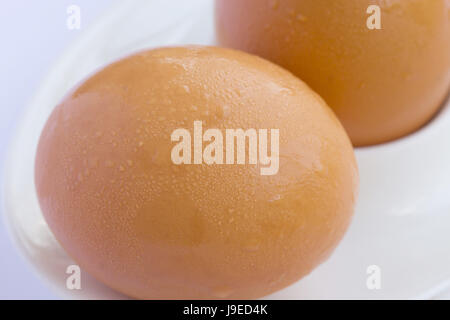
3;0;450;299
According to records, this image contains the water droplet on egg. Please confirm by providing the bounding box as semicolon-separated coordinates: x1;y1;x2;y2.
296;14;307;22
105;160;114;167
211;286;234;298
244;238;260;252
269;194;282;202
269;0;279;10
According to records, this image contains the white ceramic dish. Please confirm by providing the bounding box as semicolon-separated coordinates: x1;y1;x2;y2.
3;0;450;299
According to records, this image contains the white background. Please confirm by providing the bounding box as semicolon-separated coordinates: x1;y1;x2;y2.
0;0;114;299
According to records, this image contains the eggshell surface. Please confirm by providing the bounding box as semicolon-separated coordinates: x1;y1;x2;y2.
35;46;358;299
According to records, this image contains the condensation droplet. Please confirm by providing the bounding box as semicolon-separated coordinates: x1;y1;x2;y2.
269;0;279;10
105;160;114;167
269;273;286;287
212;286;234;298
296;14;307;22
222;105;231;118
244;239;260;252
269;194;282;202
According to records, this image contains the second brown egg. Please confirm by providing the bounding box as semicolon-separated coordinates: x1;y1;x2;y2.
216;0;450;146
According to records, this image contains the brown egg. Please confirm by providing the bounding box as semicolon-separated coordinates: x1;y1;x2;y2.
216;0;450;146
35;46;358;299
